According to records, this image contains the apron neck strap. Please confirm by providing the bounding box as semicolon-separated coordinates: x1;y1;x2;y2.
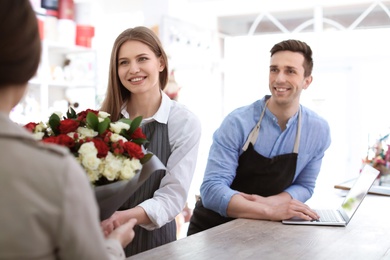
242;100;268;151
242;100;301;153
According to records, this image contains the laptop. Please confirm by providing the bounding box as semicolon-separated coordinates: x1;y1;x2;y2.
282;164;379;226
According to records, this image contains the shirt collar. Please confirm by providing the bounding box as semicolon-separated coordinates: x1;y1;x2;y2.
262;95;300;129
120;91;172;124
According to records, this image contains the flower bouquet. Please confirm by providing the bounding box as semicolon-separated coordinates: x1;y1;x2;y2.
24;108;165;220
362;133;390;187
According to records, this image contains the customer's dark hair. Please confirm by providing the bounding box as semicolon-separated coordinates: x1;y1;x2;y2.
0;0;41;88
270;39;313;77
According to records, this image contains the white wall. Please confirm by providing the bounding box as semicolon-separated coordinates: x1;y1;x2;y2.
223;29;390;196
75;0;390;204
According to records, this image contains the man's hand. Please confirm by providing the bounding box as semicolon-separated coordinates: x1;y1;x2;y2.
265;199;319;221
229;192;319;221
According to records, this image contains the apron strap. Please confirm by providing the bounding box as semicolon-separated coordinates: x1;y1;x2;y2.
242;100;268;151
242;100;301;153
293;107;301;154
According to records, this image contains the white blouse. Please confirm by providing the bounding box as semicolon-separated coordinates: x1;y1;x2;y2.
121;91;201;229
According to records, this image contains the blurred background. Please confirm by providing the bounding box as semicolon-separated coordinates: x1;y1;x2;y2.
19;0;390;237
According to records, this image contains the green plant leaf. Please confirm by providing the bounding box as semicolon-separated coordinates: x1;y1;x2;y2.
86;112;99;131
118;118;132;126
140;153;153;164
66;107;77;119
132;138;149;146
120;128;130;140
48;113;61;135
129;116;143;134
98;117;111;135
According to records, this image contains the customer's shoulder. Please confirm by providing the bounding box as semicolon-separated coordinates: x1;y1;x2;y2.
39;141;71;156
15;138;73;168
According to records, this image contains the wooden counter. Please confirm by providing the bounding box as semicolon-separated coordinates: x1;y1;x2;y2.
128;195;390;260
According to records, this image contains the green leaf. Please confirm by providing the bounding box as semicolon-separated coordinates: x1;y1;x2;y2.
98;117;111;135
140;153;153;164
66;107;77;119
86;112;99;131
129;116;143;134
119;128;130;140
48;113;61;135
118;118;132;126
132;138;149;146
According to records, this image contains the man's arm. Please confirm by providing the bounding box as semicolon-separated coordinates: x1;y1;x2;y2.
226;192;319;221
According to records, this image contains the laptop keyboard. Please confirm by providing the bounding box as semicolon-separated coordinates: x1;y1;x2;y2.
312;209;340;222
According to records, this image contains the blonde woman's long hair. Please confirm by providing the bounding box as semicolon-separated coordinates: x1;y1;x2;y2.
100;26;169;121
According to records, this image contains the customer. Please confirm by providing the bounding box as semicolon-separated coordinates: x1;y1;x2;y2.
100;27;201;256
0;1;136;259
188;39;331;235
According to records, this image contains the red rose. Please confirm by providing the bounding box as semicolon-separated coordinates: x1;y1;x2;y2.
77;109;99;122
42;136;59;144
24;122;38;132
123;141;144;159
92;138;109;158
42;134;75;148
57;134;76;148
58;119;79;134
131;127;146;140
42;134;75;149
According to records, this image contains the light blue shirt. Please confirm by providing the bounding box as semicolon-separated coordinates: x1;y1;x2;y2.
200;95;331;217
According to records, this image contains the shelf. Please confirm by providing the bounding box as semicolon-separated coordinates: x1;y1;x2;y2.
42;40;94;54
29;78;96;88
20;39;98;123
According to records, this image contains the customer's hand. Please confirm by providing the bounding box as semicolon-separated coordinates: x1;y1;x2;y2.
101;211;126;236
107;218;137;248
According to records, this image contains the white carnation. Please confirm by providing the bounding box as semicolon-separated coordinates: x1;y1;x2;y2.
76;126;98;138
78;142;98;156
78;143;101;171
85;168;100;183
98;111;110;119
110;133;128;143
102;152;123;180
81;153;101;171
32;132;45;140
120;158;142;180
35;122;46;133
110;121;130;134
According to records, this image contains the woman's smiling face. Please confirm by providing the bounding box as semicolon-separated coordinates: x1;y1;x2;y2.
117;40;165;95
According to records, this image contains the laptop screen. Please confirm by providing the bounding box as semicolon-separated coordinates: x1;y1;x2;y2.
340;164;379;219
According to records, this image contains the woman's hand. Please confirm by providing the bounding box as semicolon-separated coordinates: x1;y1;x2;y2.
101;211;127;237
107;218;137;248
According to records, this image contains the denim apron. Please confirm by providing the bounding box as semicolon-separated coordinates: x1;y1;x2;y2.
188;101;301;235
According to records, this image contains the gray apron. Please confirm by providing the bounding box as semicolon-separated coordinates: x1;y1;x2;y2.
120;121;176;257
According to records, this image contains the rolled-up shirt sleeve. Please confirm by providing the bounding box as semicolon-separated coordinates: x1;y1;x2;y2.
139;101;201;229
